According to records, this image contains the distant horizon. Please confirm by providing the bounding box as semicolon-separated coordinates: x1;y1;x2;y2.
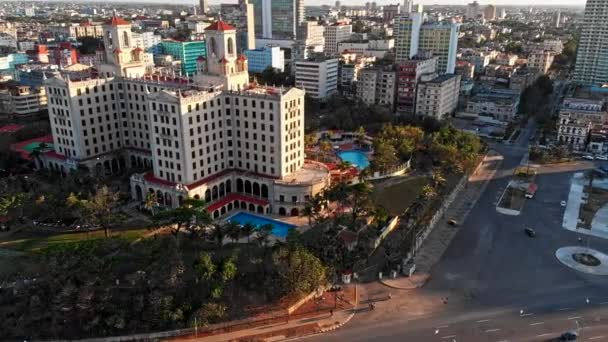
2;0;588;7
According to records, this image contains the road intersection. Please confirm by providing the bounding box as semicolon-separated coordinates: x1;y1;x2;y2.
303;120;608;342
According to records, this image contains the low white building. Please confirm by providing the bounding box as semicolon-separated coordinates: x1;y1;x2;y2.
464;91;520;122
528;50;555;74
295;58;339;100
0;82;47;118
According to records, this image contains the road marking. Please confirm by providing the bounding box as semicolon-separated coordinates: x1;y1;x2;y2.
520;313;534;317
567;316;582;320
600;301;608;305
476;319;491;323
536;333;552;337
557;307;571;311
590;336;605;340
485;328;501;333
437;325;449;329
441;335;456;339
530;322;545;326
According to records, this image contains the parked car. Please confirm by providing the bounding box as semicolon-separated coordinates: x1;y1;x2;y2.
597;155;608;161
560;331;578;341
582;155;595;160
448;219;458;226
561;200;567;207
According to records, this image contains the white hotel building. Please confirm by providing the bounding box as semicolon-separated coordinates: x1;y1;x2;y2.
43;17;330;218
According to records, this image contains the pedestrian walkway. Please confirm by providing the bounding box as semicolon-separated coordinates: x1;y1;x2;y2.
176;309;354;342
380;151;503;290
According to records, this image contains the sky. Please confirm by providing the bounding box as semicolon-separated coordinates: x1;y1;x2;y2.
14;0;587;6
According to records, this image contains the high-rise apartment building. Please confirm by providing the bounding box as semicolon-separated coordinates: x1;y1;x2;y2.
357;67;397;108
396;55;438;114
298;21;325;51
466;1;480;19
395;14;459;74
200;0;209;15
415;74;461;120
252;0;305;39
403;0;412;13
483;5;496;20
323;23;352;55
383;5;401;23
220;0;256;51
42;17;329;218
574;0;608;85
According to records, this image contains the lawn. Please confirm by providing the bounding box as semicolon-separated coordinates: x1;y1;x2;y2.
579;186;608;230
372;176;428;216
0;227;148;253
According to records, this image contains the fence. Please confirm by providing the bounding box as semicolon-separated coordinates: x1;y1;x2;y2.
366;161;411;181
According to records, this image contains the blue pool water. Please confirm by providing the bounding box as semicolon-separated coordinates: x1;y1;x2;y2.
228;212;295;238
337;150;370;169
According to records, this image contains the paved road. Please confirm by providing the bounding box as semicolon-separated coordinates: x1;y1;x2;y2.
303;120;608;341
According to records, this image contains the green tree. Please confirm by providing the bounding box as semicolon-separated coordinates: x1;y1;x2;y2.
152;197;211;239
67;186;122;238
370;138;399;172
272;246;327;296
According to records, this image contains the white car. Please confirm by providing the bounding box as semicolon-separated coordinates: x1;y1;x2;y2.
561;200;567;207
582;155;595;160
597;155;608;161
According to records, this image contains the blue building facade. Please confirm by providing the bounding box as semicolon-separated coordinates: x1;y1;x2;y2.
244;46;284;73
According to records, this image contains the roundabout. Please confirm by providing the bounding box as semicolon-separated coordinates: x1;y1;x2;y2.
555;246;608;275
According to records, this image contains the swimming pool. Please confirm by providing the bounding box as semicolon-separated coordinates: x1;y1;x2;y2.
227;212;296;238
337;150;370;169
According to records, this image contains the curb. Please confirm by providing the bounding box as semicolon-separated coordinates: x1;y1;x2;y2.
320;311;356;333
378;275;429;290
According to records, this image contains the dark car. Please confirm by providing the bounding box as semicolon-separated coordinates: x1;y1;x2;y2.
524;228;536;237
560;331;578;341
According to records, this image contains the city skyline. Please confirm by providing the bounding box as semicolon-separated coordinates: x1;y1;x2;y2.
3;0;587;7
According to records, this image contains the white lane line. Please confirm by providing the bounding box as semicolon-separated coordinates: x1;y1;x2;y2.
441;335;456;339
590;336;605;340
557;307;571;311
530;322;545;326
437;325;449;329
485;328;501;333
520;313;534;317
567;316;582;320
536;333;552;337
476;319;491;323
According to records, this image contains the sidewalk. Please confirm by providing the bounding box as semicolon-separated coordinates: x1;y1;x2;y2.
379;151;503;290
178;309;356;342
172;286;358;342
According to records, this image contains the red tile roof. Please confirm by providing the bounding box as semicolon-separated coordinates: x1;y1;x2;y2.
197;55;206;61
205;20;236;32
132;47;144;52
206;193;269;212
113;48;122;54
106;16;130;26
219;57;229;64
143;172;176;187
237;54;248;61
0;124;24;133
45;151;67;161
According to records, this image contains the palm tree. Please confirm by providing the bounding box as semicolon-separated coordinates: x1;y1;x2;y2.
319;140;334;162
144;192;157;216
430;170;447;189
241;223;255;243
29;143;48;169
226;221;242;243
208;223;226;250
255;224;273;248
